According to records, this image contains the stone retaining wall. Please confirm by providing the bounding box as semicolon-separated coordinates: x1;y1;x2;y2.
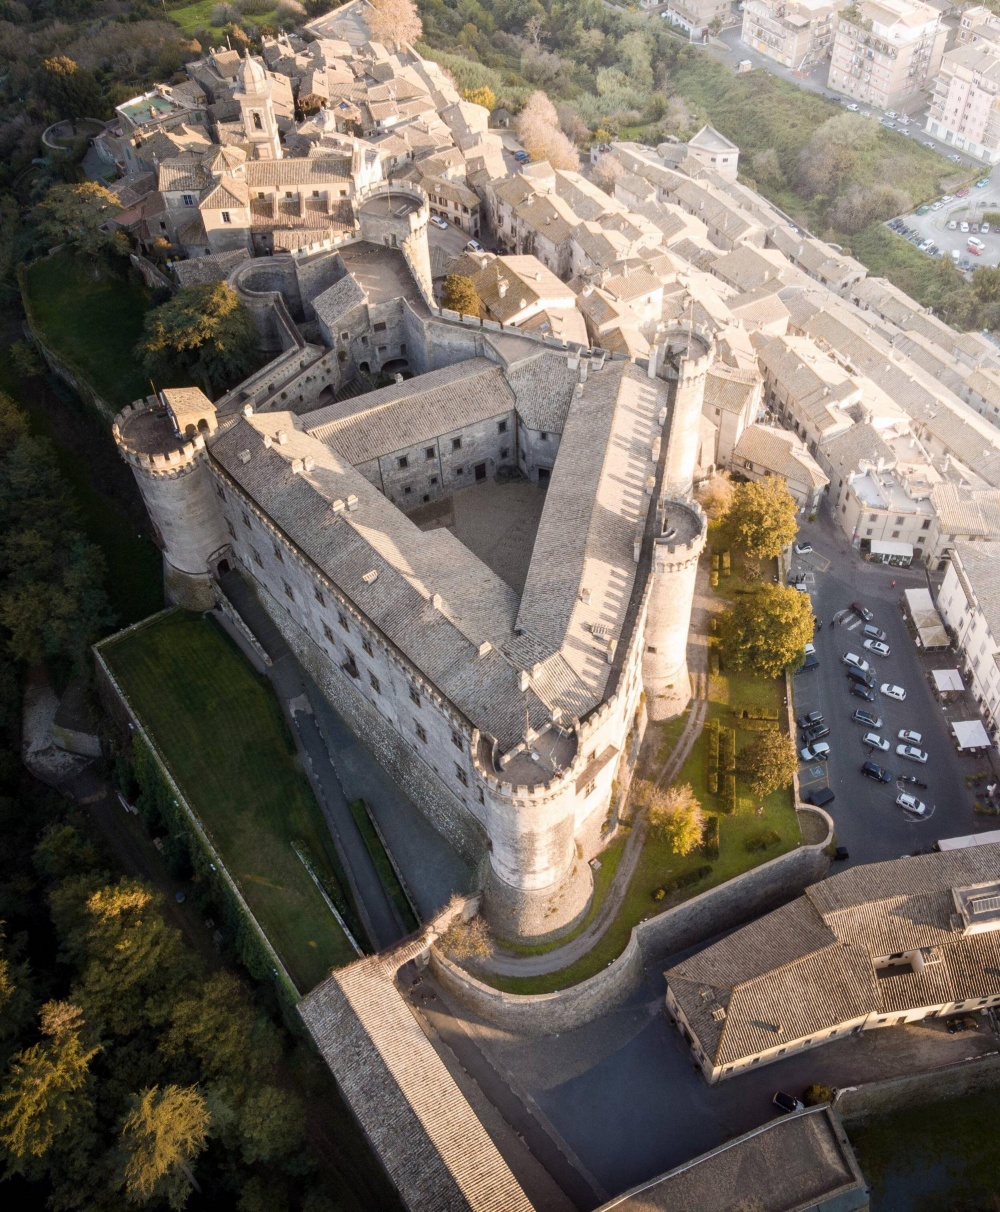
431;806;833;1036
834;1050;1000;1121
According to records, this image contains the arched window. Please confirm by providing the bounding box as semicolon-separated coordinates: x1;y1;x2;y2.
253;112;263;131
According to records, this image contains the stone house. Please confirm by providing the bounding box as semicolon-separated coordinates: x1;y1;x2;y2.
730;424;829;511
937;540;1000;743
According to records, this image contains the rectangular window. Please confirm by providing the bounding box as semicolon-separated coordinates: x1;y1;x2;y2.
273;545;284;563
338;612;349;631
314;587;325;606
340;330;349;341
922;519;931;530
362;638;373;657
451;731;463;750
323;622;335;643
215;482;226;500
409;687;420;707
221;211;231;224
425;446;435;460
182;193;195;206
283;580;294;600
415;721;427;743
455;764;468;787
891;530;900;539
430;475;438;485
251;548;263;568
398;455;408;469
312;189;320;197
498;419;508;434
226;520;236;538
540;431;549;441
369;672;380;694
242;512;252;528
374;321;387;332
452;437;462;451
478;787;485;805
377;344;387;353
455;466;464;476
500;447;509;459
895;516;904;526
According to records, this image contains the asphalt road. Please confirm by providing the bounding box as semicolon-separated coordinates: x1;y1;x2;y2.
789;505;995;866
893;179;1000;271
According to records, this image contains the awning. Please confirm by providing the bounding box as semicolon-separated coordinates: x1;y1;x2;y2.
932;669;964;693
871;540;914;558
905;587;950;649
952;719;992;750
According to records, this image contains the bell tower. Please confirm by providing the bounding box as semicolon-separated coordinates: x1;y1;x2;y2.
234;52;282;160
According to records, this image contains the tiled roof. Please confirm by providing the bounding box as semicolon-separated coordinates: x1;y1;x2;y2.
954;541;1000;642
733;424;828;489
820;422;896;477
931;484;1000;538
704;366;758;415
244;157;351;186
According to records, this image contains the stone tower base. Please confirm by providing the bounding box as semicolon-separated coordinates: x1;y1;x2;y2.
482;856;594;944
163;561;218;612
646;663;693;722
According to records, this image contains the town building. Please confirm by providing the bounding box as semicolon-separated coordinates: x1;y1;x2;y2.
925;40;1000;162
731;423;829;510
666;843;1000;1082
937;540;1000;744
827;0;947;112
661;0;733;41
741;0;837;71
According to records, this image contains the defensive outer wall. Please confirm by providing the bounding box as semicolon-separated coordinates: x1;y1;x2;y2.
429;804;833;1036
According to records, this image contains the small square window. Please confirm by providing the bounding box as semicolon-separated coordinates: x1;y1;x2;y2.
314;587;325;606
374;321;387;332
283;580;294;600
273;545;284;563
455;466;464;476
340;330;349;341
498;419;508;434
540;432;548;441
403;486;412;494
425;446;435;460
430;475;438;485
452;437;462;451
369;672;381;694
398;455;409;469
323;622;335;643
415;721;427;743
409;687;420;707
338;612;349;631
500;447;509;459
891;530;900;539
362;638;373;657
312;189;320;197
455;764;468;786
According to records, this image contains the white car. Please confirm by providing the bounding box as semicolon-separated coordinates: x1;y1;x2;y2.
843;652;871;673
984;223;992;235
940;193;953;202
429;215;449;230
863;732;890;751
896;792;928;816
800;742;831;762
863;639;891;658
794;541;813;554
804;642;816;655
881;683;906;701
846;103;859;111
948;220;958;230
898;729;922;744
961;222;970;233
896;743;928;763
466;239;484;253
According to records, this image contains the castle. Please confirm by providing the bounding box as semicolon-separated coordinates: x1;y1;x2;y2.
112;182;715;941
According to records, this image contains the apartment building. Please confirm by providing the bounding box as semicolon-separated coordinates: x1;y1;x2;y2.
937;540;1000;743
827;0;947;112
741;0;837;70
662;0;733;41
957;4;1000;46
925;40;1000;162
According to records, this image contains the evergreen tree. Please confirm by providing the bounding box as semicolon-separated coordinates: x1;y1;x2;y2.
118;1085;209;1207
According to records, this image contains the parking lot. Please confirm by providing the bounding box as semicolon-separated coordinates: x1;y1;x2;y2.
888;176;1000;272
789;508;997;867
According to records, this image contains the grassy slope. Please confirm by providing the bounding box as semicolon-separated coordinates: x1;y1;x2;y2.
103;611;358;991
22;253;152;411
167;1;279;36
489;553;798;994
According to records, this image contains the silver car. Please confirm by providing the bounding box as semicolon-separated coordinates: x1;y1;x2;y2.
898;729;922;744
863;732;890;751
896;744;928;763
863;639;891;658
896;792;928;816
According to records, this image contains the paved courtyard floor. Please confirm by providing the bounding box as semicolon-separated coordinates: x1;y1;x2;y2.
409;477;548;594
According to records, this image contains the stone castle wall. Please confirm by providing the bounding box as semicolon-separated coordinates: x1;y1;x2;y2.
834;1052;1000;1121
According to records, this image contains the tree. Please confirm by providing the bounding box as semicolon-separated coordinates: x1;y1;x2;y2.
646;783;705;855
751;148;783;189
0;1001;99;1172
736;730;799;798
32;182;125;260
591;152;625;194
365;0;423;52
160;971;280;1083
137;283;261;397
718;583;814;679
441;273;480;316
723;476;799;560
118;1085;209;1207
797;112;878;197
829;184;912;236
462;85;496;110
441;914;492;961
695;469;734;520
39;57;102;125
516;90;579;170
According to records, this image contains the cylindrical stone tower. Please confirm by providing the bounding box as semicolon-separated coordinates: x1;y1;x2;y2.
112;390;230;610
653;326;714;498
642;498;707;721
357;183;433;302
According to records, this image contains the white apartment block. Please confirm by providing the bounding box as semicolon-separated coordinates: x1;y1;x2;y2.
926;41;1000;162
741;0;836;70
937;540;1000;745
827;0;947;112
662;0;732;41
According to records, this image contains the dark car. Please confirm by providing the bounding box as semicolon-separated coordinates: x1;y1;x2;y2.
773;1092;805;1114
802;724;831;743
798;711;824;728
796;654;819;673
851;684;876;702
833;845;849;861
846;668;876;688
861;761;893;783
806;786;836;807
850;601;875;622
852;708;883;728
946;1016;979;1034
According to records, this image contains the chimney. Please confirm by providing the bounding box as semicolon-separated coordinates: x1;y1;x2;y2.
277;430;288;445
346;493;359;511
580;588;592;604
498;278;508;298
432;592;443;610
519;670;530;691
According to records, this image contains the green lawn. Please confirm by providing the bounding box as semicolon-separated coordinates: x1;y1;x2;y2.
102;610;359;992
167;1;279;36
348;799;418;934
487;549;799;995
22;252;152;411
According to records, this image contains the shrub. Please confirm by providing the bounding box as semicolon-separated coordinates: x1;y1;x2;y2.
701;814;720;860
744;828;782;853
803;1083;833;1106
442;914;492;962
722;774;737;814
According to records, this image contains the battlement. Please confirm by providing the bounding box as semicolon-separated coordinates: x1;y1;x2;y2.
654;497;707;567
113;397;209;476
356;182;429;232
657;324;715;384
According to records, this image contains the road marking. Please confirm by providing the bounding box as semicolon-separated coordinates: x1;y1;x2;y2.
846;619;863;630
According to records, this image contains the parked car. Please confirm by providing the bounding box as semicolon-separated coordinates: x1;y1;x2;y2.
773;1092;805;1114
896;792;928;816
843;652;871;672
976;178;991;187
862;624;888;643
969;242;984;256
807;787;836;807
802;723;831;742
800;742;830;762
948;219;958;230
513;150;529;163
961;221;970;233
898;729;922;744
797;653;819;673
429;215;449;230
851;684;877;703
794;541;813;554
861;761;893;783
946;1016;979;1033
896;744;928;763
850;602;874;621
919;238;933;251
804;642;816;656
969;235;986;251
845;102;860;112
798;711;825;728
984;223;991;235
956;185;971;196
916;204;931;215
882;683;907;701
863;639;891;658
940;194;953;202
863;732;890;751
847;669;876;689
852;708;883;728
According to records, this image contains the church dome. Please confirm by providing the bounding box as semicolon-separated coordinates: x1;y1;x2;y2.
237;52;268;96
